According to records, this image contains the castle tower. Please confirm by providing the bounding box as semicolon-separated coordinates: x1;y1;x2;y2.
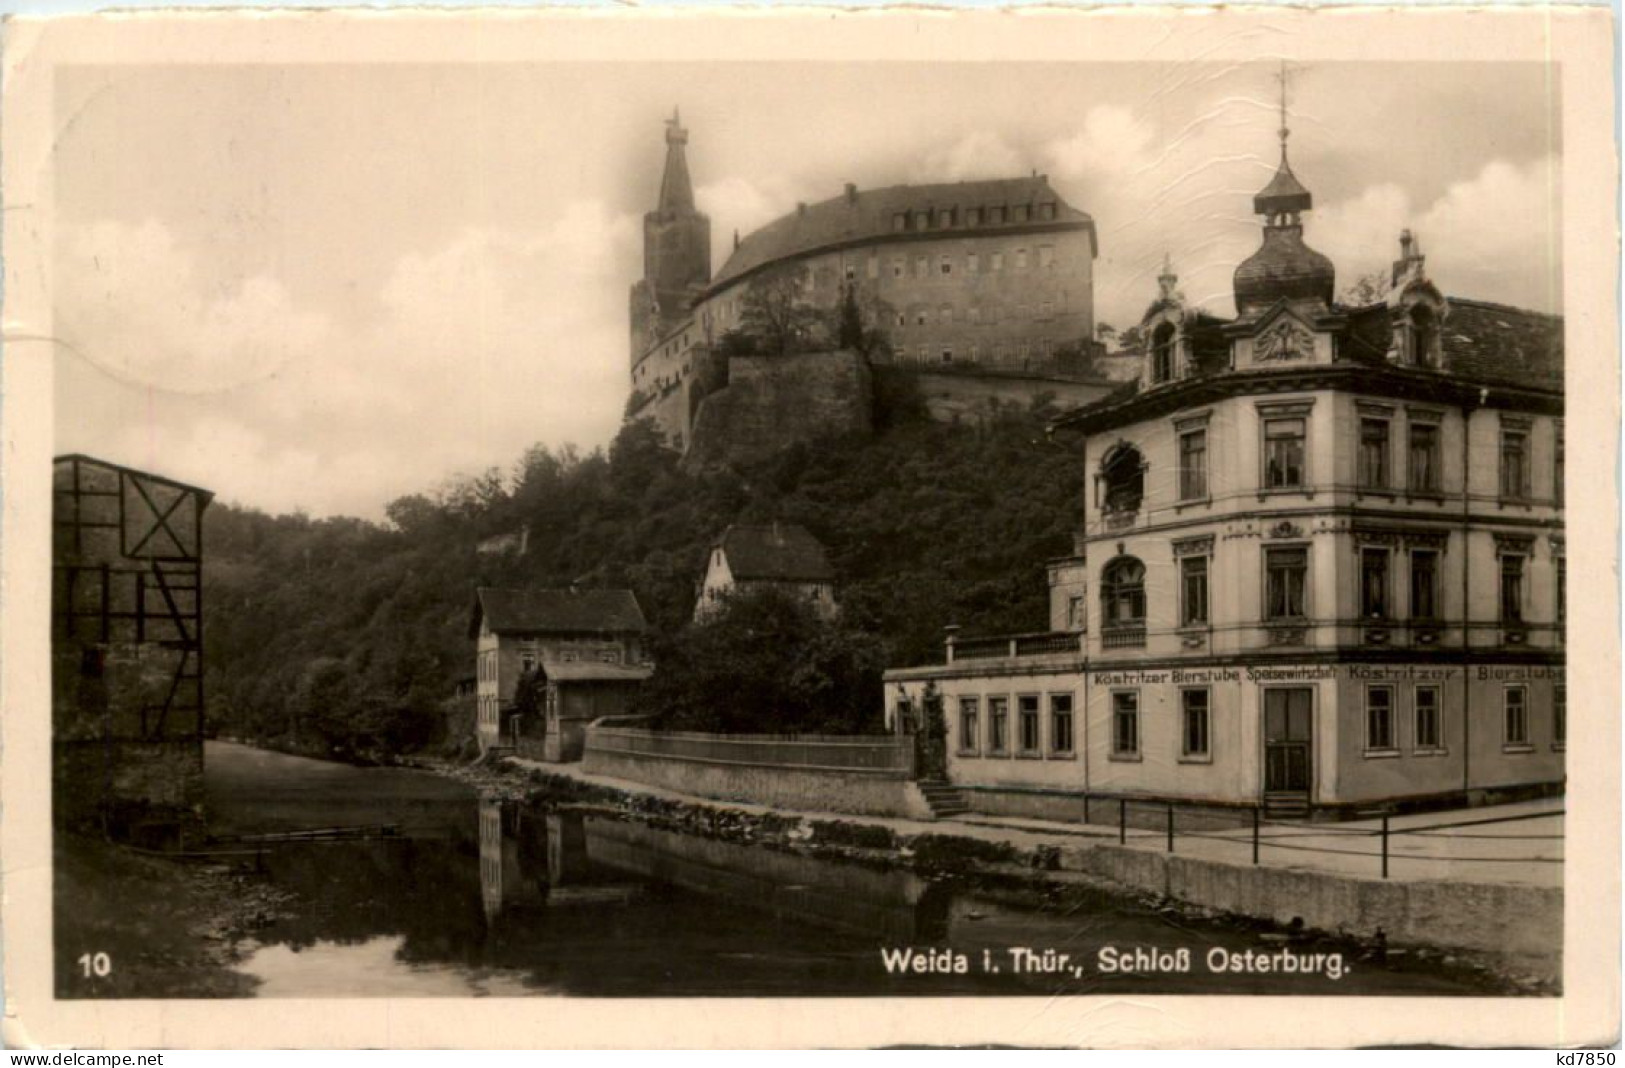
630;109;712;364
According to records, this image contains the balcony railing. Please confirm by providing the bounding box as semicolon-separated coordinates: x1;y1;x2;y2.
1100;625;1146;649
949;631;1081;663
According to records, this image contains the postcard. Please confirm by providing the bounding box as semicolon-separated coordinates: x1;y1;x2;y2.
2;6;1616;1049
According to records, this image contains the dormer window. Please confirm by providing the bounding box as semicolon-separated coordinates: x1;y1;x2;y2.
1407;304;1441;368
1151;323;1177;384
1101;444;1145;515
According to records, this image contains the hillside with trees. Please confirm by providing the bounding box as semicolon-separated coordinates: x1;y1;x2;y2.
201;388;1083;760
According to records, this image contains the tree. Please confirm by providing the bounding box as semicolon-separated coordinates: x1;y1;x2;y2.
1096;322;1117;345
838;283;865;351
737;264;827;356
1341;270;1389;306
636;585;886;735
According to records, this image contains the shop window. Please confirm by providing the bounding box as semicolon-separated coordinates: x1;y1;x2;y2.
1366;686;1396;751
1504;686;1529;748
1264;547;1308;621
958;697;980;755
1180;555;1209;627
1181;689;1211;759
988;697;1009;754
1018;695;1041;755
1050;694;1075;755
1111;691;1140;757
1415;686;1442;750
1360;548;1390;620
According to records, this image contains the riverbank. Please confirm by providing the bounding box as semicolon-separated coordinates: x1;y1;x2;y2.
53;833;296;998
437;754;1557;993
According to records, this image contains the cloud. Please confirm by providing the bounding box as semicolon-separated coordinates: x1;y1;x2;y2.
56;219;331;394
55;205;641;519
912;131;1027;183
698;174;810;271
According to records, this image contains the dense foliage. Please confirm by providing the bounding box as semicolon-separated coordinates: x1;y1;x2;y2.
202;395;1082;758
637;586;886;734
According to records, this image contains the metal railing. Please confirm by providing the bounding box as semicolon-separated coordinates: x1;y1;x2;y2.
1101;798;1564;879
950;631;1081;662
586;726;915;776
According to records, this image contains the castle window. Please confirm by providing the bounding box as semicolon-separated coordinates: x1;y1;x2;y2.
896;312;906;328
867;254;879;279
845;264;856;282
893;212;908;232
966;207;982;227
892;258;905;279
1013;204;1030;223
916;309;927;326
989;206;1007;225
966;252;980;274
1039;202;1057;222
917;344;929;363
937;208;955;228
1101;445;1144;515
1015;248;1030;270
940;256;953;275
990;251;1005;272
1039;245;1055;268
914;255;928;277
941;348;954;364
1101;557;1146;629
914;211;930;230
1151;323;1176;384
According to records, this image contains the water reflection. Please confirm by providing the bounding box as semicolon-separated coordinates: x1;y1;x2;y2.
210;745;1499;997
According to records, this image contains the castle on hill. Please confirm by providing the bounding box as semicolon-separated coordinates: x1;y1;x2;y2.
625;111;1113;455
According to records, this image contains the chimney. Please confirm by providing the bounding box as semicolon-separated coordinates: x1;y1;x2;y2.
845;182;858;204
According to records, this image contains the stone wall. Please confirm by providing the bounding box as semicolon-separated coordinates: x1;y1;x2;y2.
908;369;1114;425
53;739;204;842
1070;842;1562;964
686;350;874;466
583;727;929;819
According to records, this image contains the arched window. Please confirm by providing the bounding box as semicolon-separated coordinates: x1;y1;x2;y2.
1151;323;1177;384
1101;444;1145;515
1408;305;1439;368
1101;557;1147;627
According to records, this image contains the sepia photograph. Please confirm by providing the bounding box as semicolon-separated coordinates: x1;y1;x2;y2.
1;8;1616;1050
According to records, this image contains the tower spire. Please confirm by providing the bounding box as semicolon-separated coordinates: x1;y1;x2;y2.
658;106;696;216
1253;60;1312;225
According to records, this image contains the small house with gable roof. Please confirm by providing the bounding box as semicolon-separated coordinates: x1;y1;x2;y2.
695;523;839;622
469;587;652;761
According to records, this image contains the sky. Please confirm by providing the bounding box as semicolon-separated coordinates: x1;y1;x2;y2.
52;61;1563;520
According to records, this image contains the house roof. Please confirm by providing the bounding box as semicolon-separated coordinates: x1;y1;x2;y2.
716;523;837;583
54;453;215;504
470;587;647;638
1440;298;1564;390
707;176;1094;294
542;661;655;683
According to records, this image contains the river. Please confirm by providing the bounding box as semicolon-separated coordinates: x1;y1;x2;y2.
204;741;1511;997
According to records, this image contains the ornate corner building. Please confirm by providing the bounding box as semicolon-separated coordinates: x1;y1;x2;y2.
886;125;1564;820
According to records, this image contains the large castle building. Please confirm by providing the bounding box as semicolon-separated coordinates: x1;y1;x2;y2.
627;113;1101;451
885;121;1564;821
